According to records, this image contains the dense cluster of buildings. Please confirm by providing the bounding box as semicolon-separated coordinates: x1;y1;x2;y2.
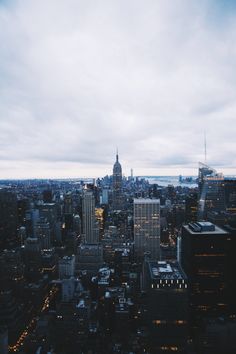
0;156;236;353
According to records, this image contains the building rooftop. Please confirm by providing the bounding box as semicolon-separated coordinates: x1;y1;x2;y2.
148;261;186;281
184;222;228;235
79;244;102;250
115;302;129;314
134;198;160;204
77;299;85;308
60;255;75;261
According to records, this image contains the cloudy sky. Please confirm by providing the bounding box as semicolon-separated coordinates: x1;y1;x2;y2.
1;0;236;178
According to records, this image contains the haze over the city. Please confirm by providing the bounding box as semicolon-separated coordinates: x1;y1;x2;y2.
1;0;236;178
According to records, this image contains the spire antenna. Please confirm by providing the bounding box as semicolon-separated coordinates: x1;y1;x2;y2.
116;147;119;162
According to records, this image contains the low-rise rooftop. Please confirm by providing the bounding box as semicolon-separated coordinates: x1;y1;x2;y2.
148;261;186;281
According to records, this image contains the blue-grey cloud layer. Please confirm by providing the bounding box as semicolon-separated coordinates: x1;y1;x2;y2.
1;0;236;178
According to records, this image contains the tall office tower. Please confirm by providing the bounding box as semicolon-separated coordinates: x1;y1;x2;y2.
101;188;109;205
79;190;103;274
38;202;57;227
198;162;224;220
24;237;41;277
64;192;73;214
17;198;29;226
58;255;75;279
198;162;217;195
133;198;160;260
222;225;236;315
42;189;53;203
35;218;51;249
181;222;231;322
25;209;39;237
224;177;236;211
61;278;76;302
73;214;81;235
38;202;58;244
198;163;236;223
112;151;123;210
18;226;27;246
82;190;98;244
0;190;18;250
185;192;198;223
142;260;188;353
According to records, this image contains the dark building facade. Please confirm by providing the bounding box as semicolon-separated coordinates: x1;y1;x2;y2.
142;260;188;353
185;192;198;223
0;190;18;250
224;178;236;211
181;222;233;322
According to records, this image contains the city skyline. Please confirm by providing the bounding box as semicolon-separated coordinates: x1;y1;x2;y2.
0;154;235;180
1;0;236;179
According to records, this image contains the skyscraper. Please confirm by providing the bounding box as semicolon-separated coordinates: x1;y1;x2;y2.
142;260;188;353
181;221;231;321
112;151;123;210
198;162;236;222
58;255;75;279
35;218;51;249
133;198;160;260
223;177;236;211
0;190;18;250
82;190;98;244
198;162;224;220
79;190;103;274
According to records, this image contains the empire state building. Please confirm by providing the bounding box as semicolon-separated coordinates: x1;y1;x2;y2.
112;151;123;210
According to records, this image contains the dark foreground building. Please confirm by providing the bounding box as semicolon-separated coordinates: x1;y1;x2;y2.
142;260;188;353
181;221;235;323
0;190;18;250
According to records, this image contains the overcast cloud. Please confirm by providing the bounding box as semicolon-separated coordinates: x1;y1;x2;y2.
1;0;236;178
